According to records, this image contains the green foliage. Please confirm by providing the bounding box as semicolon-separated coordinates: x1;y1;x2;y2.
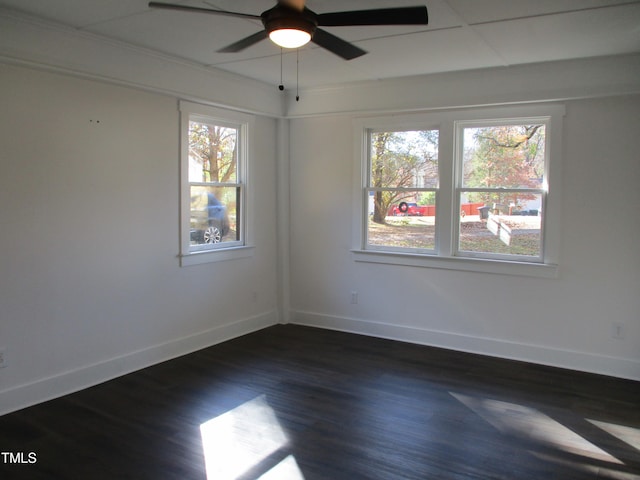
418;191;436;205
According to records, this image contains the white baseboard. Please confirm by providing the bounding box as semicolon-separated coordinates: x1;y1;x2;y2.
291;310;640;382
0;311;278;416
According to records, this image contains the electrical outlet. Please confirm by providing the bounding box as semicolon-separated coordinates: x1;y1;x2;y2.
611;323;624;339
351;291;358;304
0;348;6;368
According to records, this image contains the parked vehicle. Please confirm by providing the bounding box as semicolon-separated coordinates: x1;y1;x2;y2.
190;188;230;244
392;202;427;216
389;202;486;218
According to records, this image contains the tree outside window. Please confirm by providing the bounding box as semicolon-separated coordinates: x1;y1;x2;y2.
189;122;237;184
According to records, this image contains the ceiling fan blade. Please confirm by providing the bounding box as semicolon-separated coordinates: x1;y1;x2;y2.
318;6;428;26
148;2;261;21
312;28;367;60
217;30;268;53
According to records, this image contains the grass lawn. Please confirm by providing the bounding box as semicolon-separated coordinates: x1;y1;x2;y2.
367;215;541;256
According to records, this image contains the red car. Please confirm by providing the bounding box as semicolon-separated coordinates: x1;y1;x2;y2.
392;202;425;216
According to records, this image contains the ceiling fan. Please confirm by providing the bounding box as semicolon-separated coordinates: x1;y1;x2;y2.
148;0;429;60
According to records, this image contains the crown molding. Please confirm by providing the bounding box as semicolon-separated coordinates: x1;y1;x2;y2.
0;8;284;118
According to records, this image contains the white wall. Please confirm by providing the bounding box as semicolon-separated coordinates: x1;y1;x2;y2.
0;64;280;414
288;94;640;380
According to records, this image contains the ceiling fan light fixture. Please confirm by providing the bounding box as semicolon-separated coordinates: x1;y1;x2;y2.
269;28;311;48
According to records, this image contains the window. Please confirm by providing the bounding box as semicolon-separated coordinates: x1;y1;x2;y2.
456;121;546;262
354;105;564;277
366;129;439;253
179;102;253;266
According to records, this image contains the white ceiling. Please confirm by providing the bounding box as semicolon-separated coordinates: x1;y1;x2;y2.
1;0;639;89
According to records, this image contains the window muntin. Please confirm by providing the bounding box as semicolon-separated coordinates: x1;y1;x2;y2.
365;129;439;253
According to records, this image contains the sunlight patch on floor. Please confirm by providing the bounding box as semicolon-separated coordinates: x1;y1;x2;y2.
257;455;305;480
200;394;305;480
451;392;622;465
588;419;640;451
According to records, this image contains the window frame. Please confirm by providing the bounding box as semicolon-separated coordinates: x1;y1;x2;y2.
179;101;254;266
352;104;565;277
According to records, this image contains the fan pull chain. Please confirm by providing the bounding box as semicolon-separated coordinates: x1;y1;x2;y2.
278;48;284;91
296;48;300;102
274;48;301;101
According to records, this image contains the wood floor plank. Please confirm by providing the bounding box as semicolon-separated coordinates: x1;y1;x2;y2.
1;325;638;479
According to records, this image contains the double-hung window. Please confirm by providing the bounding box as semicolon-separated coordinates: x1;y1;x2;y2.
455;120;547;261
179;101;253;266
354;105;564;277
366;129;439;253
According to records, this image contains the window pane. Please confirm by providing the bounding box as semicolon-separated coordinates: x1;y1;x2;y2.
370;130;438;188
458;192;542;257
190;185;239;246
367;190;436;250
188;121;237;183
462;125;545;188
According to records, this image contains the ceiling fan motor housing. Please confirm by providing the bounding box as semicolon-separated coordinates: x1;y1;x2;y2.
262;6;318;37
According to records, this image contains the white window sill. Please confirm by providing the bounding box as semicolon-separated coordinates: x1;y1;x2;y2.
351;250;558;278
180;246;254;267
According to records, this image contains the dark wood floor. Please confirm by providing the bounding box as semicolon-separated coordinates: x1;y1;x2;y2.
1;325;639;479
